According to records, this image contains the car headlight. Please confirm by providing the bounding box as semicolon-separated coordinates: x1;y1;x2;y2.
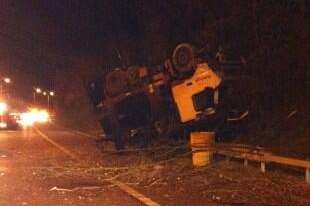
0;122;7;128
18;109;50;127
0;102;7;115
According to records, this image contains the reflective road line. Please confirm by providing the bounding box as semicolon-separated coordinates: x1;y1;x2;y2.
34;127;162;206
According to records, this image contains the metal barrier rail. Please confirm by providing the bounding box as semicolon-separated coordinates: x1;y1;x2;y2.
211;144;310;183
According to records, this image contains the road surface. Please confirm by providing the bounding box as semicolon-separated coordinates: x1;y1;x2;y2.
1;125;309;206
0;126;146;206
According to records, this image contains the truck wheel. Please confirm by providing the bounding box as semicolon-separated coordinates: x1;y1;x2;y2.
172;43;196;78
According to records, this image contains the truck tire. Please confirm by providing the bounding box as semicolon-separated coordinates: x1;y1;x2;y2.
172;43;196;77
105;69;128;97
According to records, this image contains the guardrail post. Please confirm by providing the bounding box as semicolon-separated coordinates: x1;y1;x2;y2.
306;168;310;183
260;162;266;173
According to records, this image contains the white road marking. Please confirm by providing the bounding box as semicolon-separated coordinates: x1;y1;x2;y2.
34;127;161;206
51;123;100;139
112;180;161;206
33;127;78;160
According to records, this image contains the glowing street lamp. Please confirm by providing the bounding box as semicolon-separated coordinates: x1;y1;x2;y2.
32;88;55;109
35;88;42;94
47;91;55;109
0;77;11;98
33;87;43;104
3;78;11;84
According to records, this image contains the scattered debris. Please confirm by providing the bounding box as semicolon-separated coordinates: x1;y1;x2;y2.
286;110;297;119
49;186;73;192
49;186;103;192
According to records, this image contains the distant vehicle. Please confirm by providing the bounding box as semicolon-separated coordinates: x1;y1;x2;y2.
87;43;251;149
0;102;20;130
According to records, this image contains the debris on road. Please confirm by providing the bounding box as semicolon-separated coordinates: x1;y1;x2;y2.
49;186;73;192
49;186;103;192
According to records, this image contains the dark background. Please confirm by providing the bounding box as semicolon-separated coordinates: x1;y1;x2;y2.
0;0;309;130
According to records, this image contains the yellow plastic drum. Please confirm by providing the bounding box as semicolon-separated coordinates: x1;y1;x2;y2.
190;132;215;167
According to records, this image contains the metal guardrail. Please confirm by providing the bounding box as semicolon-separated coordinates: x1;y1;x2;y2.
211;144;310;183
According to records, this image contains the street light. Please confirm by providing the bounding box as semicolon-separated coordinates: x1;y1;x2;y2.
3;78;11;84
0;77;11;98
47;91;55;109
32;88;55;109
33;87;42;104
35;88;42;94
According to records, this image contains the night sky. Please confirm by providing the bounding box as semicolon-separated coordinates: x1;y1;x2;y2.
0;0;144;98
1;1;190;98
0;1;189;97
0;0;308;102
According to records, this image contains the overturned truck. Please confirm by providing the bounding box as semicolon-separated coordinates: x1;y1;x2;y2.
87;43;250;149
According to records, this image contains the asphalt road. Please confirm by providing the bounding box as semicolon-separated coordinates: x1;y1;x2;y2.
2;125;309;206
0;126;145;206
